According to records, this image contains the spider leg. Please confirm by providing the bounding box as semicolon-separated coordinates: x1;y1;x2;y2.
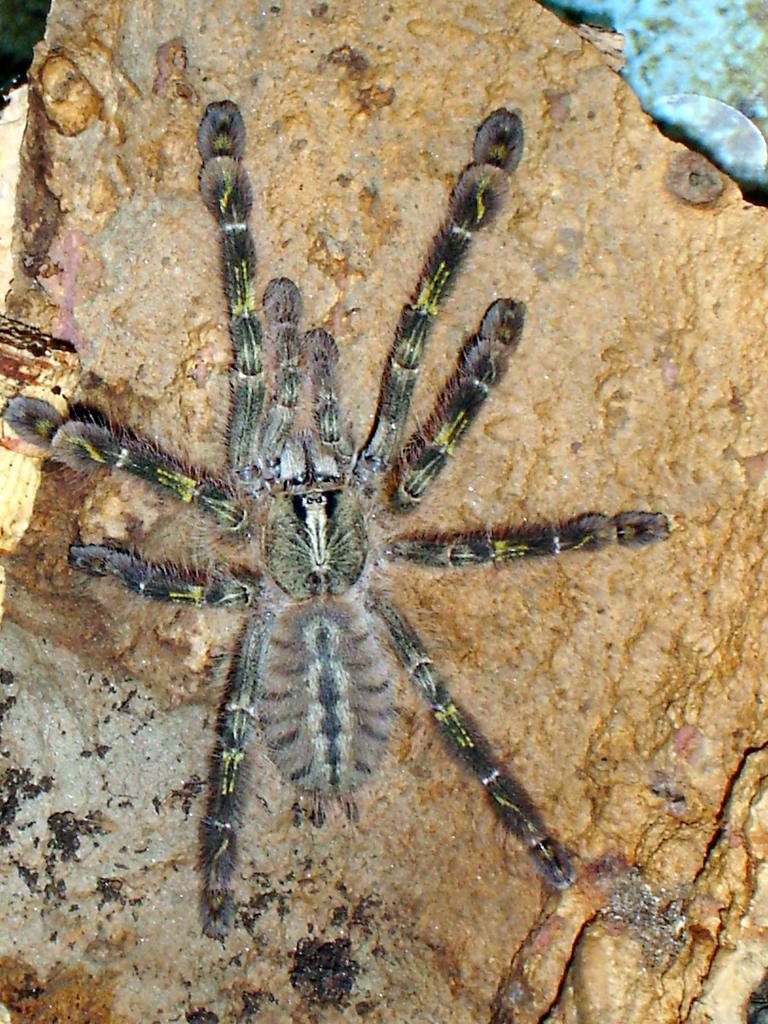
69;545;257;607
386;511;670;566
199;101;266;475
355;108;524;481
200;610;273;939
2;394;64;444
256;277;305;478
2;396;250;534
305;327;354;472
372;596;575;891
391;298;525;510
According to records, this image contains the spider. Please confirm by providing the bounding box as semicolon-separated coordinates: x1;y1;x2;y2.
3;99;670;939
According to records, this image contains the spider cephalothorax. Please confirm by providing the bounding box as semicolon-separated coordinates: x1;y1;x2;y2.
4;100;669;938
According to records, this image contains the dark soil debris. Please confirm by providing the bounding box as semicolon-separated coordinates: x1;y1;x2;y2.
240;989;277;1015
0;767;53;844
169;774;205;817
186;1009;219;1024
96;877;125;908
290;936;360;1006
47;810;104;861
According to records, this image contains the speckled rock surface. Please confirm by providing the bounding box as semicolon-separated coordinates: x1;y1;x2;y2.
1;2;767;1022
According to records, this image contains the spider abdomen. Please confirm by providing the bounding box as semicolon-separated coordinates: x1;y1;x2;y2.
260;600;393;796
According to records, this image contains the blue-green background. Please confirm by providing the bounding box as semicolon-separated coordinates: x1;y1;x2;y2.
541;1;768;192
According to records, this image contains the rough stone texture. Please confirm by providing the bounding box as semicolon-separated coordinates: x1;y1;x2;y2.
0;310;80;598
0;89;26;296
1;1;767;1022
0;89;29;621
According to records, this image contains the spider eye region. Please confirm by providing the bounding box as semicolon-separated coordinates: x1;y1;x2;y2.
264;486;368;598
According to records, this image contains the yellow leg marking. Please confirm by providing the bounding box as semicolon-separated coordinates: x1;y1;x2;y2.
415;262;450;315
69;437;108;463
168;586;205;603
569;534;596;551
489;789;524;814
487;785;542;840
232;260;256;316
210;836;230;864
154;466;197;501
432;409;468;454
474;176;491;223
221;749;244;795
492;540;530;559
35;415;58;439
434;701;475;749
488;143;507;164
218;178;234;216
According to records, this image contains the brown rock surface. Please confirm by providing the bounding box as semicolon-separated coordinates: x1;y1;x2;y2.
1;1;766;1022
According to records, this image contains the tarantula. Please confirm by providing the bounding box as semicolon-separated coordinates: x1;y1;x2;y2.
4;100;669;938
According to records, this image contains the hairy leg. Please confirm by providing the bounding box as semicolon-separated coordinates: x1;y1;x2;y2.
372;596;575;890
3;396;249;534
306;326;354;475
387;511;670;566
200;610;273;939
70;544;257;607
199;100;266;476
356;108;524;481
391;298;525;510
256;277;305;479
